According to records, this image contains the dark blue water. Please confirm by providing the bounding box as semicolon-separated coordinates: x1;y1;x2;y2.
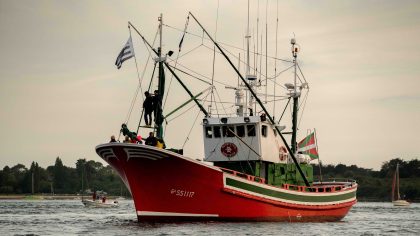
0;200;418;235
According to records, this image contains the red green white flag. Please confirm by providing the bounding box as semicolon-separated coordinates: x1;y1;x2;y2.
297;132;319;159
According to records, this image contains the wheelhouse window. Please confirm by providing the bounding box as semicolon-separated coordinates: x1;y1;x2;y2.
247;125;256;137
205;126;212;138
236;125;245;137
214;126;221;138
262;125;267;137
222;126;235;137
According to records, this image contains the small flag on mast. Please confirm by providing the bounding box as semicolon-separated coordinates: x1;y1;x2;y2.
115;36;135;69
297;131;319;159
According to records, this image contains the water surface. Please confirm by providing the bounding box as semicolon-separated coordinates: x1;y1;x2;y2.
0;200;418;235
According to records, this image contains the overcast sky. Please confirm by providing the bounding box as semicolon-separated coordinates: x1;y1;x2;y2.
0;0;419;170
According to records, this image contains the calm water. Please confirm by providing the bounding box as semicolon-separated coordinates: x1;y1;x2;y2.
0;200;419;235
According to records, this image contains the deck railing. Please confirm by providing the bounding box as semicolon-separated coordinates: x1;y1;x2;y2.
219;167;357;193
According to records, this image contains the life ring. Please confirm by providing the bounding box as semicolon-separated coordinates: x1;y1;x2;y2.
280;146;287;154
221;142;238;158
279;146;287;161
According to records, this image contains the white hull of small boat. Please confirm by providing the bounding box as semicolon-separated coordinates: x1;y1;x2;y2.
393;200;410;206
82;199;119;208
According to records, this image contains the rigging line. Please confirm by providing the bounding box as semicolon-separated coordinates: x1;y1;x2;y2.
202;42;291;90
163;16;196;110
124;26;158;126
166;65;211;85
166;57;232;87
296;71;303;84
201;100;235;104
257;0;260;78
261;64;294;83
124;28;141;124
210;0;220;115
202;43;273;85
166;103;196;123
162;23;293;63
274;0;279;117
265;0;268;103
176;44;203;60
181;89;212;149
265;97;291;103
277;97;291;124
214;87;228;116
255;93;288;98
297;62;308;85
137;62;158;133
135;30;160;133
297;89;309;128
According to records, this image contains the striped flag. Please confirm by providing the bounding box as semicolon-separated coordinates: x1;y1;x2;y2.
297;132;319;159
115;36;135;69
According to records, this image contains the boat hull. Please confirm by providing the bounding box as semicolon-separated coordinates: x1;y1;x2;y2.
82;199;119;208
96;143;357;222
393;200;410;207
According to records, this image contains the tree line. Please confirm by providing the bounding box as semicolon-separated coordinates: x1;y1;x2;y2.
312;158;420;201
0;157;419;201
0;157;127;196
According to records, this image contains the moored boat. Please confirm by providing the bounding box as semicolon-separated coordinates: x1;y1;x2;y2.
82;199;119;208
96;9;357;222
392;163;410;207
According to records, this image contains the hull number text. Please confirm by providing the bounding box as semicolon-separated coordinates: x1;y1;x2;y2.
170;189;195;198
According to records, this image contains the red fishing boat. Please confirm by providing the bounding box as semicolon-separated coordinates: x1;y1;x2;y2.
96;10;357;222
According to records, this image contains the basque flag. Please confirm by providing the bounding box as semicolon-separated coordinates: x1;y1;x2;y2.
297;132;319;159
115;36;135;69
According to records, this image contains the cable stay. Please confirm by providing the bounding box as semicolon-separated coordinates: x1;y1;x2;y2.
164;86;213;120
162;23;293;63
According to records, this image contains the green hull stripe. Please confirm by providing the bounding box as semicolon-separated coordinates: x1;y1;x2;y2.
226;178;355;203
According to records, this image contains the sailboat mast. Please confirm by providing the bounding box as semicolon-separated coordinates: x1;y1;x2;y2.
291;38;299;154
392;169;396;201
156;14;166;139
397;163;401;200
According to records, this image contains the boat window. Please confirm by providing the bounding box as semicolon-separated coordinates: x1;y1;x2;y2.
236;125;245;137
247;125;256;137
214;126;221;138
262;125;267;137
205;126;212;138
223;126;235;137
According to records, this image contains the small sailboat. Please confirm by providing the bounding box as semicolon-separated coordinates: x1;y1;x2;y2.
392;163;410;206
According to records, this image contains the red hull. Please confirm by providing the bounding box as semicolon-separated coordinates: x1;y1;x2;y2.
96;143;356;222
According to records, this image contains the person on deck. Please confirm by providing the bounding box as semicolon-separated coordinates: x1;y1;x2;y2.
145;132;158;146
110;135;117;143
123;136;130;143
143;91;153;126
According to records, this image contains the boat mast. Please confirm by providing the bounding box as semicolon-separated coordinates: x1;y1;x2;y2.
156;14;166;139
291;38;299;154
